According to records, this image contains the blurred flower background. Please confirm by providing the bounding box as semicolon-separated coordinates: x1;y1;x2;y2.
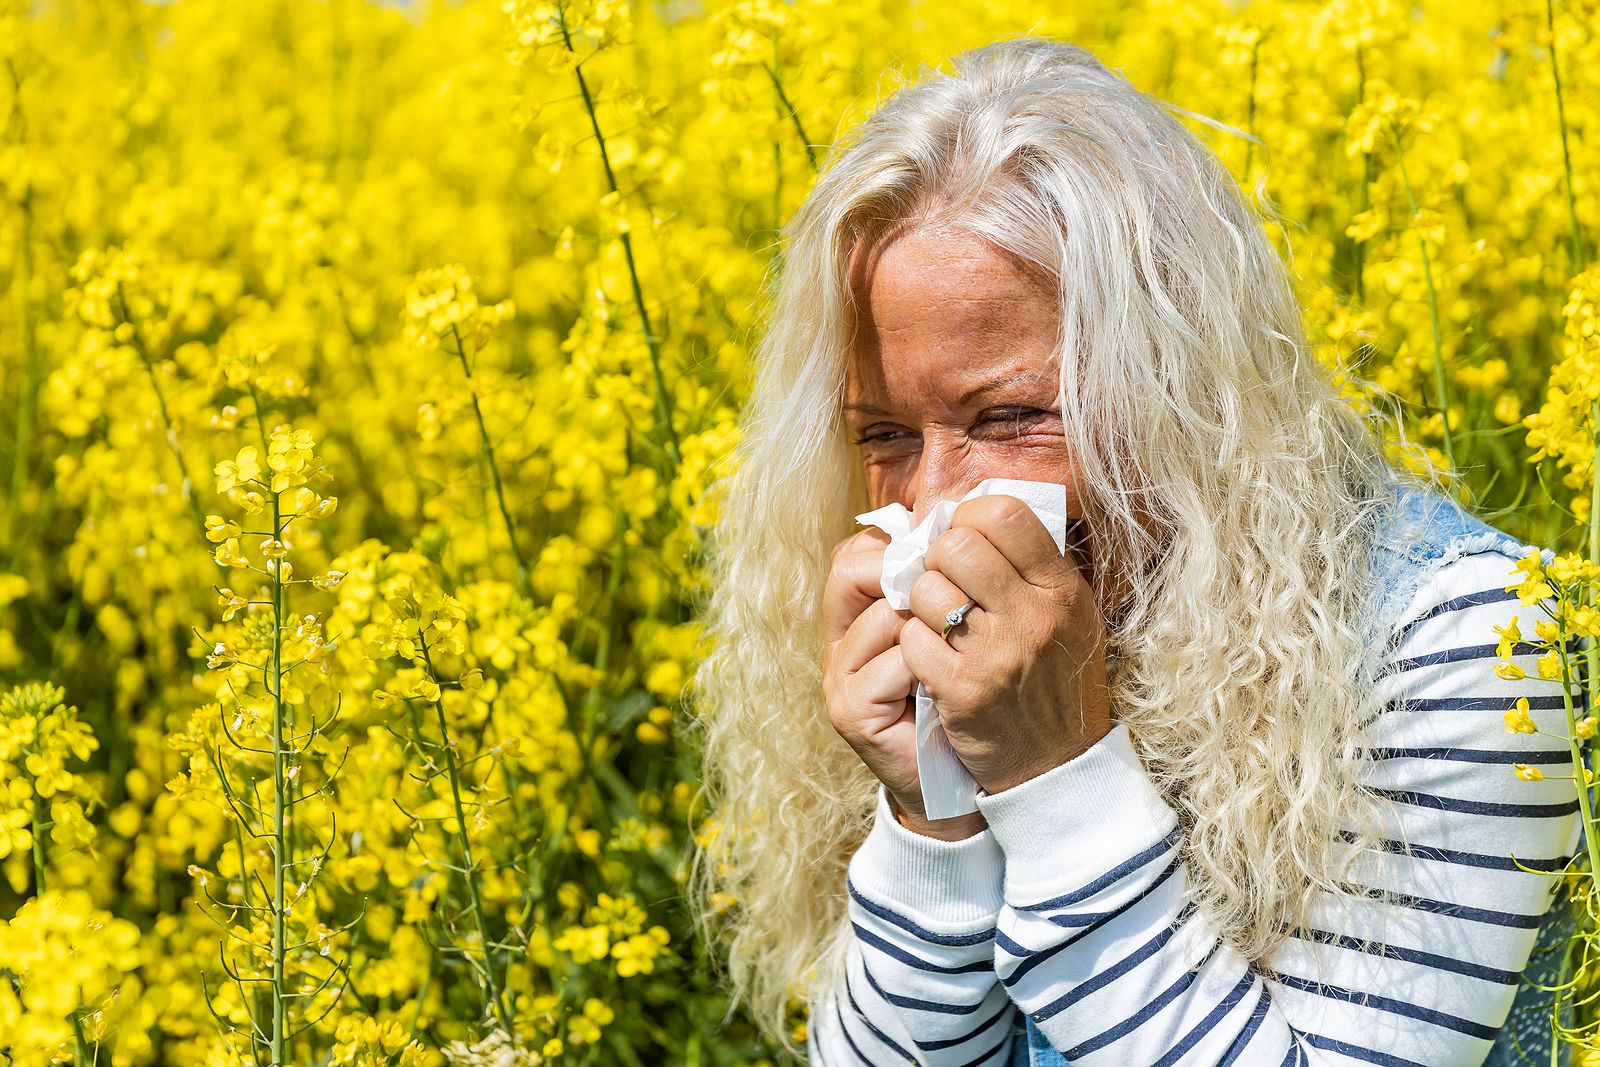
1;0;1599;1062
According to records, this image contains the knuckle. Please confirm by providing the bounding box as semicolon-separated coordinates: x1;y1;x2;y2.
824;685;856;737
945;524;980;553
1030;607;1068;659
991;496;1029;525
954;496;995;524
942;661;981;711
1017;610;1056;654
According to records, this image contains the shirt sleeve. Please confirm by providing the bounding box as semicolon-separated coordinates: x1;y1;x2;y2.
807;781;1020;1065
970;547;1585;1066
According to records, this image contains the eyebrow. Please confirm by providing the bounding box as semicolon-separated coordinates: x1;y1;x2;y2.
843;368;1058;417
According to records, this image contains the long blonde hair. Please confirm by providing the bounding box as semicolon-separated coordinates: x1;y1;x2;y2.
686;35;1416;1059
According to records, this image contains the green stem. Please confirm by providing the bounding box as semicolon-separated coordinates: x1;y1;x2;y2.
554;6;681;471
113;285;214;548
418;635;513;1035
1388;124;1455;471
1555;566;1600;1055
448;324;531;599
7;178;38;553
1243;33;1260;184
1588;400;1599;831
29;779;46;894
1545;0;1586;273
1354;46;1369;308
760;60;816;172
580;505;629;750
270;484;288;1065
1550;639;1597;1067
1557;625;1600;900
407;939;435;1035
71;1008;89;1067
250;394;304;871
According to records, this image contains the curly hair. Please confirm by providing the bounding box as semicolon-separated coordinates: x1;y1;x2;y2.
684;34;1428;1061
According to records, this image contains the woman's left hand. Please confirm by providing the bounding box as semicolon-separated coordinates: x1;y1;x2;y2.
900;493;1113;795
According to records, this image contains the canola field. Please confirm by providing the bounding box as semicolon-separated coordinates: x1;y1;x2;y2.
1;0;1599;1062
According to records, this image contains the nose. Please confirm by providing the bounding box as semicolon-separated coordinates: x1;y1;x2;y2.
909;433;973;523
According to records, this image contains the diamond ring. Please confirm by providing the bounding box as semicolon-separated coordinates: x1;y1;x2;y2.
941;598;977;641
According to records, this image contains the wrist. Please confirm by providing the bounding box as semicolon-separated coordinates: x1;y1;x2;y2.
973;721;1178;901
888;790;989;840
981;722;1113;795
851;782;1005;924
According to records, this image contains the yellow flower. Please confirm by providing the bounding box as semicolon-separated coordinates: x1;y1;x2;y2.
205;515;241;543
1494;661;1527;682
214;446;262;493
1345;208;1387;244
216;587;248;621
311;569;346;591
1505;550;1555;606
214;537;248;569
1504;697;1537;735
1494;393;1523;425
1538;650;1563;680
266;425;321;494
402;264;515;354
554;923;610;964
1513;764;1544;782
1572;605;1600;638
554;224;577;262
611;925;671;977
1492;616;1521;659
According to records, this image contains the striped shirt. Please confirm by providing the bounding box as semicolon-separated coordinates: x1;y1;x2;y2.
807;546;1585;1066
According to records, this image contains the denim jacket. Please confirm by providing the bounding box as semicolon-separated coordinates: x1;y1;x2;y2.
1008;480;1573;1067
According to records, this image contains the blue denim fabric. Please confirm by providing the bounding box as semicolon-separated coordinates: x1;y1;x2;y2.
1007;481;1574;1067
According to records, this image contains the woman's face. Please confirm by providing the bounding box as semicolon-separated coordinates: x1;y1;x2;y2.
844;224;1084;525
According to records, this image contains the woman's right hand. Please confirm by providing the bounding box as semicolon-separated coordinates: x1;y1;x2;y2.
821;527;989;841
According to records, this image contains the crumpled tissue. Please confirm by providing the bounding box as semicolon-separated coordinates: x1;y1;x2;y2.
854;477;1069;819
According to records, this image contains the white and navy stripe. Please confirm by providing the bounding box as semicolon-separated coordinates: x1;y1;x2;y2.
808;547;1583;1065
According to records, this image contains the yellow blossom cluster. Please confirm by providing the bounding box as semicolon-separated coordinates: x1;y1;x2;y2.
402;265;517;358
0;683;99;891
4;0;1600;1059
0;890;144;1066
1498;552;1600;804
1527;269;1600;519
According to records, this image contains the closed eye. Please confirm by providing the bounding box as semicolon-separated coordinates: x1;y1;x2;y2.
850;409;1059;447
975;408;1058;436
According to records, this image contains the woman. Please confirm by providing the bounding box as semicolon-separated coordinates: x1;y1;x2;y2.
687;37;1582;1066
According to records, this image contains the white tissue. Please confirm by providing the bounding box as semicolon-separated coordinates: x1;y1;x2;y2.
854;478;1069;819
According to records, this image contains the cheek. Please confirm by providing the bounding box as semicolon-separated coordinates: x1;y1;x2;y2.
974;435;1075;481
863;463;913;508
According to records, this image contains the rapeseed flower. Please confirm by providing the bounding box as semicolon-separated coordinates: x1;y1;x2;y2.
11;0;1600;1058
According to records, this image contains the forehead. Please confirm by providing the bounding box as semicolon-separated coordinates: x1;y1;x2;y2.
845;225;1060;395
847;224;1053;315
